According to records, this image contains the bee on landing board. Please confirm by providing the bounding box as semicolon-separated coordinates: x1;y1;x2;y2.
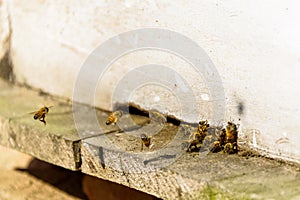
185;131;202;152
105;111;123;125
185;120;210;152
29;106;52;125
223;121;239;154
197;120;209;139
210;128;226;153
140;133;152;151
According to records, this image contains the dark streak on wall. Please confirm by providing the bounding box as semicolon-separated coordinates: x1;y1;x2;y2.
0;50;14;82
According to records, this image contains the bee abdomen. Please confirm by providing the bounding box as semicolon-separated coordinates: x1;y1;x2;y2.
141;134;151;147
105;115;115;125
144;141;151;147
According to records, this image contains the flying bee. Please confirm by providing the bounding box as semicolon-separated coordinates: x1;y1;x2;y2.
140;133;152;151
29;106;52;125
105;111;123;125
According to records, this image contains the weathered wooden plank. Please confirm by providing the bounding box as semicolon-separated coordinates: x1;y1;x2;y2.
1;78;300;199
81;122;300;200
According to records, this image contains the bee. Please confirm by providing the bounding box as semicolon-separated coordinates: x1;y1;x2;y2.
210;141;221;153
223;121;239;154
140;133;152;150
224;142;236;154
225;121;239;143
185;132;202;152
185;120;210;152
198;120;209;138
105;111;123;125
29;106;52;125
210;129;226;153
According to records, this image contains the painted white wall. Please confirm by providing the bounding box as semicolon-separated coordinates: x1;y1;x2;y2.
1;0;300;162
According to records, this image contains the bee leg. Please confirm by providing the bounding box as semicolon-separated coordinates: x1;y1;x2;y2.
40;115;46;125
141;142;144;151
40;119;46;125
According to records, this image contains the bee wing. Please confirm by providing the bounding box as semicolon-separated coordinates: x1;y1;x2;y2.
35;112;43;117
29;110;43;119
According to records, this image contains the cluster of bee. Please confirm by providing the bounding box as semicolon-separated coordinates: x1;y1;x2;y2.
184;120;239;154
106;111;239;154
184;120;210;152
